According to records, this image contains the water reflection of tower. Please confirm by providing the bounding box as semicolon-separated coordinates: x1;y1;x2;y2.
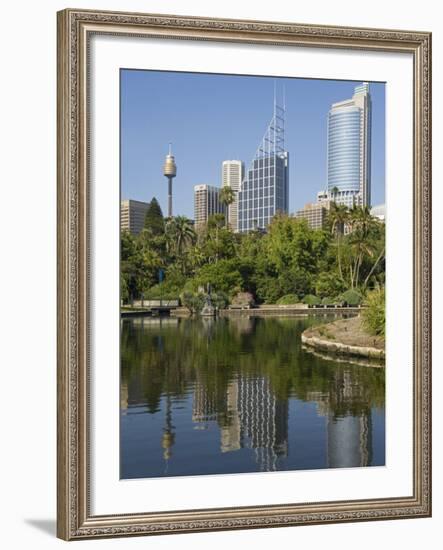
324;369;373;468
192;380;220;423
222;376;289;472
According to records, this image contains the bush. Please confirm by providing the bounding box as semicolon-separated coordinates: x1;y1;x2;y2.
338;289;363;306
302;294;321;306
276;294;299;305
211;291;229;310
142;282;181;301
180;291;206;314
321;296;335;305
314;272;346;298
180;291;228;313
362;287;385;336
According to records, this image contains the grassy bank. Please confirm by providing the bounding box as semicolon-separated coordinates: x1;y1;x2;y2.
302;316;385;361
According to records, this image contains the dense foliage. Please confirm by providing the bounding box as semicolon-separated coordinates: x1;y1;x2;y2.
121;204;385;308
362;287;386;336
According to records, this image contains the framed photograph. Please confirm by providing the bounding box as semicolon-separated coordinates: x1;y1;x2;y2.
57;8;431;540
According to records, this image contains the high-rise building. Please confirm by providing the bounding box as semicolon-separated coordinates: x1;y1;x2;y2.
194;184;226;228
120;199;150;235
295;201;330;230
327;82;372;208
222;160;244;232
238;97;289;232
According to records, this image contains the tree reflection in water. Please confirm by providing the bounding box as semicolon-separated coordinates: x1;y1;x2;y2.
121;315;385;478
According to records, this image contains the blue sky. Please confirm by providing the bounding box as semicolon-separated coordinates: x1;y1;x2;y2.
121;70;385;218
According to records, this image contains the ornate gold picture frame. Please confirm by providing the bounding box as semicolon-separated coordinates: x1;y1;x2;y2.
57;8;431;540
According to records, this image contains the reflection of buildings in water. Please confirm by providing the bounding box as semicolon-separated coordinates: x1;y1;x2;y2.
327;369;372;468
308;369;373;468
327;413;371;468
222;376;289;472
220;381;241;452
192;379;224;423
192;374;289;471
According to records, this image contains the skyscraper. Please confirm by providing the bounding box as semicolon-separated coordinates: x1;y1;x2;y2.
194;184;226;228
327;82;372;208
238;96;289;232
120;199;150;235
222;160;244;232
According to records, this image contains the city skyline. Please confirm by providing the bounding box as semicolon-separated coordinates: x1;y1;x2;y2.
121;70;385;220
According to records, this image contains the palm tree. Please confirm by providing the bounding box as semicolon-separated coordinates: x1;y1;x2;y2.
328;202;349;280
346;206;384;289
219;185;236;227
330;186;339;203
165;216;196;257
206;213;226;263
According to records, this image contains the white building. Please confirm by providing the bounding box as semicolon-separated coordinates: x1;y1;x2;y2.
222;160;244;232
194;184;226;228
370;203;386;222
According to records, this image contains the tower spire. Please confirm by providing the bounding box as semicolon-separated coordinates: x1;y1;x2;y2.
163;144;177;218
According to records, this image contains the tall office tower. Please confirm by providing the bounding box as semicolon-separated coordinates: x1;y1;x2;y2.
327;82;372;208
120;199;150;235
194;184;226;228
238;96;289;232
222;160;244;232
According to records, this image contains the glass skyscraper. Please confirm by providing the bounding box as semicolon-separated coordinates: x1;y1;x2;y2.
238;100;289;232
327;82;372;208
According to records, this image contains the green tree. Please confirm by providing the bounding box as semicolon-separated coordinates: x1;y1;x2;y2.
343;206;384;289
314;271;346;298
165;216;196;257
144;197;164;235
202;214;236;263
219;185;236;227
330;186;339;202
327;202;349;280
194;259;243;297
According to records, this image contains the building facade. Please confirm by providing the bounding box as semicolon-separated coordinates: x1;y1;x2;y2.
120;199;150;235
222;160;244;232
194;184;226;228
327;82;372;208
295;201;330;230
238;100;289;232
370;203;386;222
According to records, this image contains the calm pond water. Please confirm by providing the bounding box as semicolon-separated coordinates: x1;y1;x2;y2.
121;315;385;479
